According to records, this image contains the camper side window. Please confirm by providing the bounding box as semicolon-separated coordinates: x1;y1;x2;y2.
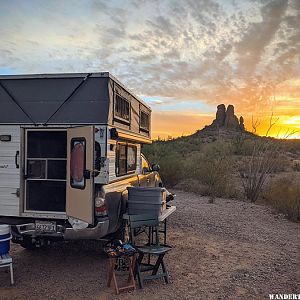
70;138;86;189
140;110;150;132
116;143;137;176
127;145;137;171
115;94;130;122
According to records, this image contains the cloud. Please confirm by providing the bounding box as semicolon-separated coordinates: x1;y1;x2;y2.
0;0;299;137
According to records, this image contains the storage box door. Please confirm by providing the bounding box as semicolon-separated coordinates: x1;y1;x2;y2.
66;126;94;224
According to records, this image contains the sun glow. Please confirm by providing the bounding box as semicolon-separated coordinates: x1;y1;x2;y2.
283;116;300;126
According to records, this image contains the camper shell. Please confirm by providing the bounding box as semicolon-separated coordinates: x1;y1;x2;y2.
0;72;161;248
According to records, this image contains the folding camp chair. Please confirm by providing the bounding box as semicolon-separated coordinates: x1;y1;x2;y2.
0;253;14;285
128;213;171;289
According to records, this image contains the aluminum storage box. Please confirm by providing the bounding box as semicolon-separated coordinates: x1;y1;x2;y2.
127;187;166;215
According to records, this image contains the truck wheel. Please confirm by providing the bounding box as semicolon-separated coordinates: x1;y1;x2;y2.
113;223;128;242
20;239;37;250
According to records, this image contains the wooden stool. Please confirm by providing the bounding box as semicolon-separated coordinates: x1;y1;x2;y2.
0;253;14;285
107;254;136;295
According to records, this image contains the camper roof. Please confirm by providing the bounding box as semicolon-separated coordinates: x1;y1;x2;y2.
0;72;152;135
0;72;150;110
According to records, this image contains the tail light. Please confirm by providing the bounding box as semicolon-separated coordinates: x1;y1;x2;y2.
95;193;108;217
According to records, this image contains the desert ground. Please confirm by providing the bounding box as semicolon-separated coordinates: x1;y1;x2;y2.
0;190;299;300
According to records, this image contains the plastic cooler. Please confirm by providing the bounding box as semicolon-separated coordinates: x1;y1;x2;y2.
0;224;11;255
127;187;166;216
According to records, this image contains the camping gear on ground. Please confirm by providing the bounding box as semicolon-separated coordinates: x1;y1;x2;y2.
0;224;11;255
128;213;171;289
0;224;14;285
123;205;176;246
0;254;14;285
104;241;137;295
166;190;175;203
127;187;167;216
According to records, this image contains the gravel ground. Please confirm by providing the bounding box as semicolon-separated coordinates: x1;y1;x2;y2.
0;190;299;300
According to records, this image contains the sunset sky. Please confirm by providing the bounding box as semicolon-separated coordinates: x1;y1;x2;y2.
0;0;299;138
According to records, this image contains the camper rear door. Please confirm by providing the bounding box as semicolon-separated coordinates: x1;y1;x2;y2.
66;126;94;224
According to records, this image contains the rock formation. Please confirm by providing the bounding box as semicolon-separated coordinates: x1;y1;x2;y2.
224;104;239;129
209;104;245;131
212;104;226;127
239;116;245;131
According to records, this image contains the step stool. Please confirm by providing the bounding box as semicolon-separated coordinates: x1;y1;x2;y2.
0;253;14;285
107;254;136;295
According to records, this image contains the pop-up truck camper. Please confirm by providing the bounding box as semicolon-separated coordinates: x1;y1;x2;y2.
0;72;167;249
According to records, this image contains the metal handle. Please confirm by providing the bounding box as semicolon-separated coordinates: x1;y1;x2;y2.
15;150;19;169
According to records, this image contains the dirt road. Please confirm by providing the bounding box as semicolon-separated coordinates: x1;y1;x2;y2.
0;190;299;300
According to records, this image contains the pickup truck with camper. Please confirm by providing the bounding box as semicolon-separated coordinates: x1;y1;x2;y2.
0;72;170;249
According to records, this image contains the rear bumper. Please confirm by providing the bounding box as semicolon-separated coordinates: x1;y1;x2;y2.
12;220;110;240
64;220;109;240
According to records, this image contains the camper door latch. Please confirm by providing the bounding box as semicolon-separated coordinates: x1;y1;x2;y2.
15;150;20;169
11;188;20;197
100;157;106;168
84;170;91;179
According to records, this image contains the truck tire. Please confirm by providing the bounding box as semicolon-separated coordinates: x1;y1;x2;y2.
112;221;129;242
20;238;37;250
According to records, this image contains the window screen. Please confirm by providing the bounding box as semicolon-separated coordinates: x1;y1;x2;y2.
116;143;137;176
116;143;127;176
115;94;130;122
140;111;150;131
27;131;66;158
127;145;137;172
27;160;46;179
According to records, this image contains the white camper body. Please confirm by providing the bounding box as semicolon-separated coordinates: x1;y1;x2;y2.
0;125;21;216
0;73;161;248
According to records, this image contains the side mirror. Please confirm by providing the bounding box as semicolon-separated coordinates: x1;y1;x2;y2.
152;164;160;172
142;167;150;175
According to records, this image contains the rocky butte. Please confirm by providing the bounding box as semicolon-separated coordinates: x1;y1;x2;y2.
207;104;245;131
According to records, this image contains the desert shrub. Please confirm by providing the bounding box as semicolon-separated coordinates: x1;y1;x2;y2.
264;176;300;221
240;138;283;202
143;142;184;186
231;136;258;156
156;153;184;186
280;139;300;154
231;134;246;155
143;139;236;197
183;141;235;199
269;155;290;173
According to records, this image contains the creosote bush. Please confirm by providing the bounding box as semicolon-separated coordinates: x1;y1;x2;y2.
264;176;300;221
143;139;236;199
240;137;283;203
184;142;234;199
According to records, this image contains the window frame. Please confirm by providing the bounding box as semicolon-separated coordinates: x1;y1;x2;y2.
115;142;138;177
140;110;150;132
114;93;131;124
70;137;86;190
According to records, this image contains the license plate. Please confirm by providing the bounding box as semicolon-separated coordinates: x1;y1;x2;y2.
35;221;56;233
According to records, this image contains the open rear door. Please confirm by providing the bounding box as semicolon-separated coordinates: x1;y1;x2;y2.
66;126;94;224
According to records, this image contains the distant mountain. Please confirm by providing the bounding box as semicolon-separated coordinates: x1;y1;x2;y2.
191;104;255;142
205;104;245;131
